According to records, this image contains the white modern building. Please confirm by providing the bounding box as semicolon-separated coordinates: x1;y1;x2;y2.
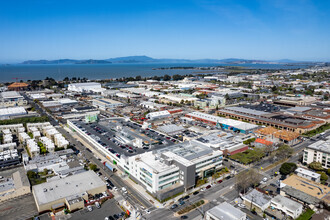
68;82;102;93
126;142;223;199
294;167;321;183
270;195;303;219
303;137;330;169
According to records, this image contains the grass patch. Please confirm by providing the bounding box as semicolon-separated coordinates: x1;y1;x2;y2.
177;200;205;215
229;148;265;165
296;208;315;220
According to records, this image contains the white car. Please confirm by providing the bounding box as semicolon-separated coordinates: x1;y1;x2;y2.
122;187;127;193
113;186;118;191
146;210;151;214
263;177;268;182
95;202;101;209
104;177;108;181
87;205;93;212
238;203;246;208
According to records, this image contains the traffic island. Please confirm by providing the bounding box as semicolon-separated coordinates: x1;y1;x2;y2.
175;200;207;216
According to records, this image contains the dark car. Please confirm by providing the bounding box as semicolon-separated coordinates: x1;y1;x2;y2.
183;195;190;200
181;216;188;219
217;180;223;184
206;185;211;189
193;191;199;195
113;214;119;219
171;204;178;209
178;198;184;203
179;201;185;206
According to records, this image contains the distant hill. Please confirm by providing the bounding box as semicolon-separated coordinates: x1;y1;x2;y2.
21;56;308;64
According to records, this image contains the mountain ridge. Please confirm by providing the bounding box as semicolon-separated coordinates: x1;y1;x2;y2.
21;56;313;64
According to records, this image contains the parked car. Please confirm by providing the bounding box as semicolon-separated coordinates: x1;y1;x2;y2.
171;204;178;209
183;195;190;200
87;205;93;212
193;191;199;195
217;180;223;184
95;202;101;209
179;201;185;206
206;185;211;189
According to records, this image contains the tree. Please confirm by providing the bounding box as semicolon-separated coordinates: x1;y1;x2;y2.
275;144;293;160
235;169;261;194
163;74;171;81
308;162;324;171
317;171;328;184
27;170;37;179
327;169;330;176
279;163;297;175
89;163;98;171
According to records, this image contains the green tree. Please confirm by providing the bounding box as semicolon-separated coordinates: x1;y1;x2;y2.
279;163;297;175
276;144;293;160
89;163;98;171
163;75;171;81
309;162;324;171
317;171;328;184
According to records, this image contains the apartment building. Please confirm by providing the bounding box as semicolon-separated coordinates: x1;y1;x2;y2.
303;138;330;168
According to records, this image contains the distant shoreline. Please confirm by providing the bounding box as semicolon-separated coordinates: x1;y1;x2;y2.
0;63;314;83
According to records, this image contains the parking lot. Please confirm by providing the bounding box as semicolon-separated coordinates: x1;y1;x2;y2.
0;193;38;220
72;118;172;159
70;198;124;220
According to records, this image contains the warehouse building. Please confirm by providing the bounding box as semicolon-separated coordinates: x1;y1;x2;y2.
68;82;102;93
32;171;106;212
218;106;322;134
0;91;27;107
92;98;123;110
0;107;27;119
186;111;258;134
146;110;171;120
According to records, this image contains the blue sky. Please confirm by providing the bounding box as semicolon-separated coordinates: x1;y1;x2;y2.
1;0;330;62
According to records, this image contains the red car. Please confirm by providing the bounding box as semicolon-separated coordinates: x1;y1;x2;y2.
206;185;211;189
217;180;223;184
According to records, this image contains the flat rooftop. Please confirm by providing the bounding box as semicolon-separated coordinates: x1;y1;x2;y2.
271;195;302;211
282;174;330;200
135;151;178;173
33;171;105;206
157;141;214;161
306;139;330;154
207;202;246;220
94;98;122;105
186;111;258;131
295;167;321;178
